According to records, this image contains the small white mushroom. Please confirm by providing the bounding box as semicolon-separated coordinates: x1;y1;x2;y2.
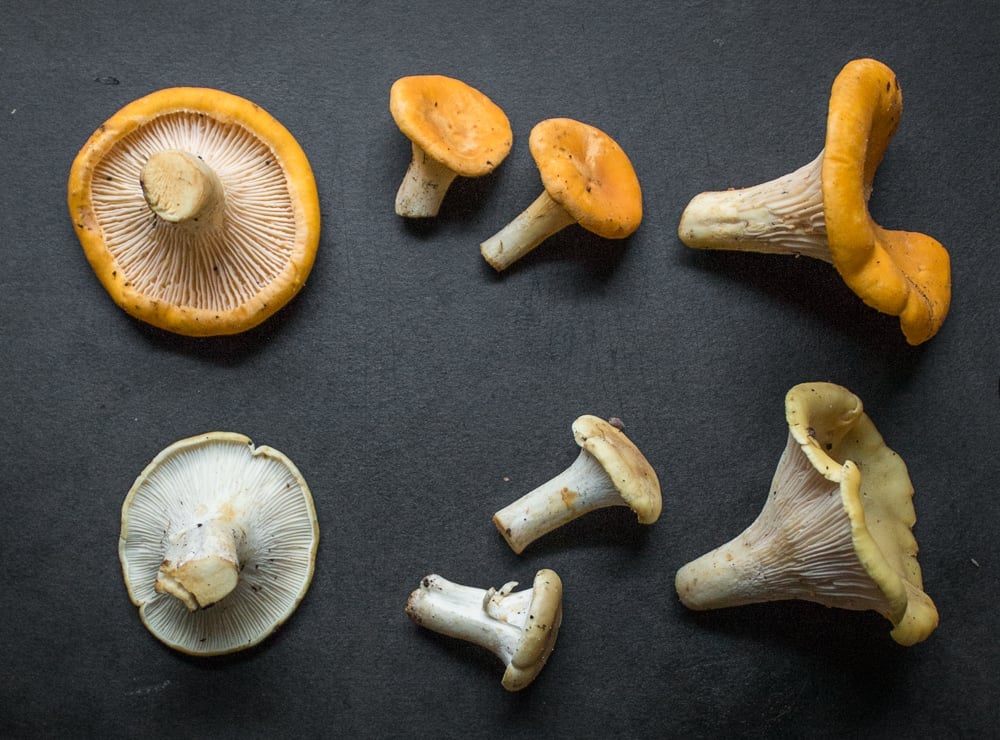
119;432;320;655
405;569;563;691
493;415;661;554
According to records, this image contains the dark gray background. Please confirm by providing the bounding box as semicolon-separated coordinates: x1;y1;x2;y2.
2;1;997;737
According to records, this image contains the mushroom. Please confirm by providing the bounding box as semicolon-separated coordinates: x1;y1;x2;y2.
389;74;512;218
119;432;320;655
677;58;951;345
493;415;661;554
480;118;642;271
67;87;321;336
674;382;938;646
405;569;563;691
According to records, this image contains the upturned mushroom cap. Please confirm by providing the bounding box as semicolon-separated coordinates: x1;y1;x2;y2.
390;75;512;217
67;87;321;336
677;58;951;345
502;569;564;691
530;118;642;240
675;382;938;646
119;432;319;655
822;59;951;345
572;415;661;523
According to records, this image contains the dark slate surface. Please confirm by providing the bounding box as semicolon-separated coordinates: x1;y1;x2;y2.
1;1;997;737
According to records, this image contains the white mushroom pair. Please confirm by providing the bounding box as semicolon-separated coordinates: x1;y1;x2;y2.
406;415;662;690
675;382;938;646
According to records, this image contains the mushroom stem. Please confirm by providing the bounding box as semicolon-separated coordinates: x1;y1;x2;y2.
395;142;459;217
674;434;891;615
405;575;528;665
141;149;226;230
678;151;831;261
155;518;244;611
480;190;577;272
493;447;623;554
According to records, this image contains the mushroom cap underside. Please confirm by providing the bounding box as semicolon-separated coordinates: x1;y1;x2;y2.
571;415;661;523
390;75;512;178
529;118;642;239
785;382;938;644
821;58;951;345
502;569;563;691
67;86;321;336
119;431;319;655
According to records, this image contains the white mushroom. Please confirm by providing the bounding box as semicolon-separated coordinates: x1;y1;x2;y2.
675;382;938;646
119;432;319;655
493;415;661;554
405;569;563;691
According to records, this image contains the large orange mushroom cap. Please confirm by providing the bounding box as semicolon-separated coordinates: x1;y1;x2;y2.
529;118;643;240
822;59;952;345
67;87;321;337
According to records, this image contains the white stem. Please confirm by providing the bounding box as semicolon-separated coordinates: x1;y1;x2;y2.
675;435;890;615
155;518;244;611
493;449;622;554
405;575;527;664
395;141;459;217
480;190;577;271
141;149;226;231
678;151;831;261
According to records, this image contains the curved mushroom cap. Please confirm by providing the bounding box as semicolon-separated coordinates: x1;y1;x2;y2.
572;415;661;523
822;59;951;345
389;75;512;178
786;382;938;645
529;118;643;239
119;432;319;655
67;87;321;336
502;569;564;692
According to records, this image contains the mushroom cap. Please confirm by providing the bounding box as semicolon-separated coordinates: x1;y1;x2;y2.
67;87;321;336
502;569;564;692
821;59;951;345
389;75;512;178
571;415;662;523
786;382;938;645
119;432;319;655
528;118;642;239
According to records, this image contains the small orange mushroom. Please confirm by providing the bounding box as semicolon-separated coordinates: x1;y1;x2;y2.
390;75;512;218
67;87;321;337
677;59;951;345
480;118;643;272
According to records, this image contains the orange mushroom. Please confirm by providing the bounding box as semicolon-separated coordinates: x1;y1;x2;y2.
67;87;321;337
677;59;951;345
390;75;512;218
480;118;643;272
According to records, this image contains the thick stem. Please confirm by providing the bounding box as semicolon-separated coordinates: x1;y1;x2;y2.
674;435;890;616
493;449;621;554
140;150;226;230
405;575;524;664
480;190;577;272
155;518;244;611
677;151;831;261
395;142;459;217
